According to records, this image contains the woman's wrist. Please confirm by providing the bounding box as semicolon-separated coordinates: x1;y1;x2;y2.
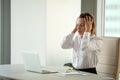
72;28;77;33
85;29;91;32
85;25;92;33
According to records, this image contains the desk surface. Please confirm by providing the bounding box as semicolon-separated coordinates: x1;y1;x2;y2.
0;64;114;80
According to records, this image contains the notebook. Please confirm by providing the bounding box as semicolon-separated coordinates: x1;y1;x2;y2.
22;52;58;74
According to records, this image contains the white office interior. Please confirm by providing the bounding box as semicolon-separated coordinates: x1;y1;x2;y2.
0;0;120;80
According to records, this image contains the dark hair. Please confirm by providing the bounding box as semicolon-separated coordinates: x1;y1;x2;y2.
79;13;96;35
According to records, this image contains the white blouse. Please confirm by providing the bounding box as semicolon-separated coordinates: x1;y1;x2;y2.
61;32;102;69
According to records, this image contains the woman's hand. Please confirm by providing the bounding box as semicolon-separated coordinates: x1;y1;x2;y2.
84;16;93;32
72;24;77;33
72;18;79;33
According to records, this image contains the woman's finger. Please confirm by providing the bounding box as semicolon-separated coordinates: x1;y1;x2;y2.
86;16;88;22
84;18;86;23
91;18;93;23
89;16;91;21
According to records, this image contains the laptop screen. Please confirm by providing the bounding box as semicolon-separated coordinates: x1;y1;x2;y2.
22;52;42;72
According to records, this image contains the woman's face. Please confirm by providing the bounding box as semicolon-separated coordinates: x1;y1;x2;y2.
76;18;85;36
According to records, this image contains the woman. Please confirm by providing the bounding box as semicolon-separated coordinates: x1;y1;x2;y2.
61;13;102;74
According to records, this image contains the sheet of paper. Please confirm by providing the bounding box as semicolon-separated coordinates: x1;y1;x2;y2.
56;71;88;76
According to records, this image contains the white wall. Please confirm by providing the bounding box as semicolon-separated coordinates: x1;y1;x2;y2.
11;0;80;66
11;0;46;65
46;0;81;66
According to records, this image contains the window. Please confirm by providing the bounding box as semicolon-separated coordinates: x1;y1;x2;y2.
105;0;120;37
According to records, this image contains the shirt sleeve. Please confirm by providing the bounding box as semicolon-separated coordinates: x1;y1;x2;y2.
61;33;75;49
80;32;103;52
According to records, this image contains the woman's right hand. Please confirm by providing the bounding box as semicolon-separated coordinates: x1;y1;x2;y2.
72;25;77;33
72;18;79;33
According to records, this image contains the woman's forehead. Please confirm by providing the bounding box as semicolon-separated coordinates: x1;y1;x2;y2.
77;18;85;24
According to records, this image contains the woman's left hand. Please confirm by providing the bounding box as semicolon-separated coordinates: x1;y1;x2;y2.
84;16;93;32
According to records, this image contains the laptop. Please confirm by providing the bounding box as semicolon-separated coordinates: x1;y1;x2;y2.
22;52;58;74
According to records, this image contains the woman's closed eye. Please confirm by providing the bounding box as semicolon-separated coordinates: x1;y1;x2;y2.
79;23;85;27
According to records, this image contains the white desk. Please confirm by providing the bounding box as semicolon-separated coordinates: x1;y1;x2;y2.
0;64;114;80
